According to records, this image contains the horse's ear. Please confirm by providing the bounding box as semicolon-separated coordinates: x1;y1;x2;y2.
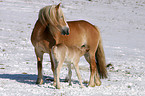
55;3;61;10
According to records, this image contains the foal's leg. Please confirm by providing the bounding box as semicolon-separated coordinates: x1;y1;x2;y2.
73;60;84;88
49;50;56;85
35;48;44;84
55;61;63;89
67;63;72;86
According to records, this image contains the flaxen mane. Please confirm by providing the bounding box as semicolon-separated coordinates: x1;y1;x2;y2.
38;5;58;27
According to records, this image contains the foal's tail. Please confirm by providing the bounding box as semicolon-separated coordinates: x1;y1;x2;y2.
95;27;107;79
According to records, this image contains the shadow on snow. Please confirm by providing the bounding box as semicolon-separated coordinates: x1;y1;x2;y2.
0;74;81;86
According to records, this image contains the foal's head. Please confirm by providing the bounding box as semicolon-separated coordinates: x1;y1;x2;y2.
39;3;69;35
79;45;90;56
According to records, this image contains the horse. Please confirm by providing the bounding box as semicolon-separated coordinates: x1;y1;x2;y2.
51;44;89;89
31;3;107;87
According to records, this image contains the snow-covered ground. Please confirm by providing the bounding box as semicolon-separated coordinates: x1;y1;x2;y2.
0;0;145;95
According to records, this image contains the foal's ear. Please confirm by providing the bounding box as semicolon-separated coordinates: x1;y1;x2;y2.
55;3;61;10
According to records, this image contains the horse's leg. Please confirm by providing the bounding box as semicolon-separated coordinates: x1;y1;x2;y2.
84;52;101;87
95;68;101;86
88;53;96;87
84;53;95;87
35;48;44;84
73;60;84;88
67;63;72;86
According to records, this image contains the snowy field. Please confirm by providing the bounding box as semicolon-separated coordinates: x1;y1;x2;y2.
0;0;145;95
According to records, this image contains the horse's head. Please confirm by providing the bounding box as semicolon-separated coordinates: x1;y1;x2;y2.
49;3;69;35
39;3;69;35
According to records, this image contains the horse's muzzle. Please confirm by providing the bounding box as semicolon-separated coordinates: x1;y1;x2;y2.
61;27;69;35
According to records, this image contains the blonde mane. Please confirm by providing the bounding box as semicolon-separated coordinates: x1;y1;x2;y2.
38;4;68;38
38;5;59;27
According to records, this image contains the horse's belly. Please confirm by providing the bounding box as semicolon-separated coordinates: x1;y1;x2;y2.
63;34;87;47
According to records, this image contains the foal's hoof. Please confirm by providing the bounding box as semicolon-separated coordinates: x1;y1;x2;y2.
88;82;95;87
95;81;101;86
80;85;85;88
36;78;43;84
88;84;95;87
56;85;61;89
53;82;56;86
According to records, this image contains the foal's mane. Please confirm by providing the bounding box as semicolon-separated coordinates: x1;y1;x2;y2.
38;5;59;27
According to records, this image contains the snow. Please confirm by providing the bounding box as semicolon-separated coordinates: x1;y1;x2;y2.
0;0;145;95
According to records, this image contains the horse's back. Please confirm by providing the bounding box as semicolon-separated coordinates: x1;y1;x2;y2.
63;20;100;50
67;20;98;33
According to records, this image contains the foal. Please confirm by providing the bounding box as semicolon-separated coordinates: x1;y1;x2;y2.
51;44;89;89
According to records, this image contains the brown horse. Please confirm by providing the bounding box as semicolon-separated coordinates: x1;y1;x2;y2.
51;44;89;89
31;3;107;87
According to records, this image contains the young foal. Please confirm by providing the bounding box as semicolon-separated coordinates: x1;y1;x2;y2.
51;44;89;89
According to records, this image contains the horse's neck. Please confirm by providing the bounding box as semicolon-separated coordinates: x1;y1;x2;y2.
55;33;62;44
31;20;46;41
52;31;64;44
49;26;63;44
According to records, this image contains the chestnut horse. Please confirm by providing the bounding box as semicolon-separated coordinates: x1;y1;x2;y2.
31;4;107;87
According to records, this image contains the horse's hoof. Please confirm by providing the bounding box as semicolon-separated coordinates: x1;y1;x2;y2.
36;78;43;84
95;79;101;86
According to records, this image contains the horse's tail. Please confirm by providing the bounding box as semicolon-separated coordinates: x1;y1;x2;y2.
95;27;107;79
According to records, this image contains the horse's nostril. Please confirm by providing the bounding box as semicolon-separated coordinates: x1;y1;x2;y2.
61;30;66;35
66;28;69;35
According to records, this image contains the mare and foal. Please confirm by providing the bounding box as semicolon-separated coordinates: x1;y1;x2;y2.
31;3;107;89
